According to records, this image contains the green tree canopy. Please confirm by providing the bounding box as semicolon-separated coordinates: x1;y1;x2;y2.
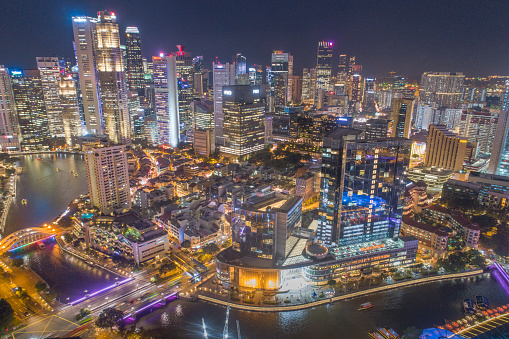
0;298;14;330
95;307;124;329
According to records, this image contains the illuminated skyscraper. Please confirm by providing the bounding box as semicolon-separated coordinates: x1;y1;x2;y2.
235;53;247;78
125;27;145;96
301;68;316;101
419;72;465;108
10;70;50;150
173;46;194;137
0;66;19;135
72;11;130;144
268;51;293;112
84;143;131;214
220;85;266;157
59;75;83;147
316;41;333;101
36;57;65;137
212;61;235;146
248;65;263;85
390;98;415;138
152;55;180;147
488;80;509;176
72;15;102;135
317;129;410;246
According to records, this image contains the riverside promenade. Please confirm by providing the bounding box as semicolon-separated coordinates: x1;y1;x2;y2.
197;269;485;312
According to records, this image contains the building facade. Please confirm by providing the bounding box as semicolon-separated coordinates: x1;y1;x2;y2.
84;143;131;214
424;124;467;171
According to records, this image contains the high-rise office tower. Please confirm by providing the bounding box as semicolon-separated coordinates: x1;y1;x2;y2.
458;109;498;154
424;125;467;171
292;75;303;102
390;98;415;138
173;46;194;137
268;51;293;111
365;118;390;140
125;27;144;96
488;80;509;176
235;53;247;78
0;66;19;135
95;11;130;144
317;129;410;246
59;75;83;147
72;11;130;144
419;72;465;108
10;70;50;150
301;68;316;101
248;65;263;85
152;55;180;147
220;85;266;157
36;57;65;137
338;54;348;75
72;15;102;135
212;61;235;146
350;64;364;105
84;143;131;214
192;100;214;130
316;41;333;99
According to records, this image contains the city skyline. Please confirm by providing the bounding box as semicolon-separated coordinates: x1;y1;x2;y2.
2;1;509;77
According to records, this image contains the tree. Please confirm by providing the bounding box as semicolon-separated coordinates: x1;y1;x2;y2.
181;240;191;248
62;233;73;243
159;262;176;275
72;240;81;248
95;307;124;329
11;258;23;267
35;281;47;292
327;279;336;288
75;308;91;321
402;326;421;339
16;288;28;299
201;243;220;255
0;298;14;330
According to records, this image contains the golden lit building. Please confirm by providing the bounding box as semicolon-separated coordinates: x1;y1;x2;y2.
424;124;467;171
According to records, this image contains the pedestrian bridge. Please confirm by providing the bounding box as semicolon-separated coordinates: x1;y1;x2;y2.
0;227;56;253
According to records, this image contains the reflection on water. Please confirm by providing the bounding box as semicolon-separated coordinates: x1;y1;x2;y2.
11;240;118;301
4;153;88;235
135;275;509;338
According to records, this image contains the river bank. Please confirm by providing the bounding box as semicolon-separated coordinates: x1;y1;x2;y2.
197;269;485;312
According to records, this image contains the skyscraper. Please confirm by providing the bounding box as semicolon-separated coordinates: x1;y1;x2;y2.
419;72;465;108
267;51;293;112
152;55;180;147
390;98;415;138
125;27;145;96
235;53;247;79
174;46;194;137
488;80;509;176
0;66;19;135
220;85;266;157
72;15;102;135
316;41;333;102
84;143;131;214
317;129;410;246
212;61;235;146
72;11;130;143
36;57;65;138
59;75;83;147
10;70;50;150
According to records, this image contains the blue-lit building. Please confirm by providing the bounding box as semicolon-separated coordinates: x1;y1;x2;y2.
317;128;411;246
488;80;509;176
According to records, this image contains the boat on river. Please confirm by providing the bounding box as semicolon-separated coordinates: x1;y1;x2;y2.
359;302;374;310
377;327;398;338
21;199;27;205
369;331;386;339
475;295;490;310
463;298;476;314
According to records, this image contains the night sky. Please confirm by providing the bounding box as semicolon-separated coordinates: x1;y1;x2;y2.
2;0;509;78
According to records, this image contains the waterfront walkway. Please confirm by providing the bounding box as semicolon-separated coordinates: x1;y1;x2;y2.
197;269;485;312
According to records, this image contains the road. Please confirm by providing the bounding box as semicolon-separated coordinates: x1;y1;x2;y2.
7;246;214;338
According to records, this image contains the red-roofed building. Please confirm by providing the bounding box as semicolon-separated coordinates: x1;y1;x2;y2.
401;216;448;258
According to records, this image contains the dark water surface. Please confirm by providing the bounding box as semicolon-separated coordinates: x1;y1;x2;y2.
137;275;509;338
4;153;88;235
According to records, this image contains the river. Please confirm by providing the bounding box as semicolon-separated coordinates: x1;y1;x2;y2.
3;154;509;338
4;154;118;301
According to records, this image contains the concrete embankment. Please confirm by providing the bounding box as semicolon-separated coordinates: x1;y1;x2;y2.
197;269;485;312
